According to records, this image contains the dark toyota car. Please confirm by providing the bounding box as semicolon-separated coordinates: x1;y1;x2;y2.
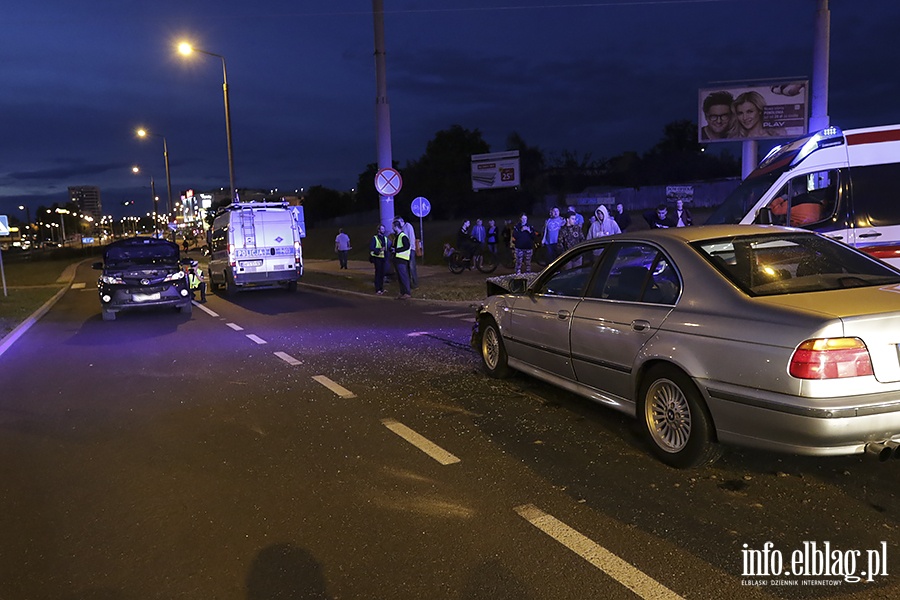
93;237;192;321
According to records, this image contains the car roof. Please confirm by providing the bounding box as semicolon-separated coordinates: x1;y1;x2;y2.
105;236;179;249
614;224;803;244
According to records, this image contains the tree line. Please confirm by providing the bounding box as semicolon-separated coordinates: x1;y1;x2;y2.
300;119;741;221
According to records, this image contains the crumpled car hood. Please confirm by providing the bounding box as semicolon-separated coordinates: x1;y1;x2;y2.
485;272;540;296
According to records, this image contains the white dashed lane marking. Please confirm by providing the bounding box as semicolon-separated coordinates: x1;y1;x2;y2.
514;504;685;600
274;351;301;366
226;322;243;331
381;419;461;465
312;375;356;398
71;282;86;289
246;334;267;345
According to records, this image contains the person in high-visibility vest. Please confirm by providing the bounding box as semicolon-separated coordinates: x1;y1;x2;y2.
188;264;207;303
391;219;412;299
369;224;388;295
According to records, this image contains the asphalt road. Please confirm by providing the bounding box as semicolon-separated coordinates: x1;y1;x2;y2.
0;262;898;599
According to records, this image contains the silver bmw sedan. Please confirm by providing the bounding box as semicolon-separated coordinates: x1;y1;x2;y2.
473;224;900;468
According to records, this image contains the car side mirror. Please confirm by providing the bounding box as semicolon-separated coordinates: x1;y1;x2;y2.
755;206;774;225
509;277;529;294
92;261;103;270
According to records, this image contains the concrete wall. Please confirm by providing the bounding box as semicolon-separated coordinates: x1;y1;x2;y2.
545;178;741;214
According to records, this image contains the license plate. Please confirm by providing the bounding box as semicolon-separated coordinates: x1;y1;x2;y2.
241;260;263;267
133;292;161;302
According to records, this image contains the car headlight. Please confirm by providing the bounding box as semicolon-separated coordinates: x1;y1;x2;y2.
164;271;185;282
100;275;124;285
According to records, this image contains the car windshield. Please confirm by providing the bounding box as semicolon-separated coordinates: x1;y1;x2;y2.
704;168;785;225
692;233;900;297
105;242;179;265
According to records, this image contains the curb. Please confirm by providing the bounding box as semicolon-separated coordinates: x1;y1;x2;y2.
0;259;87;359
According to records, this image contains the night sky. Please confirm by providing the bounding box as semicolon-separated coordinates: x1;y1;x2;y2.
2;0;898;219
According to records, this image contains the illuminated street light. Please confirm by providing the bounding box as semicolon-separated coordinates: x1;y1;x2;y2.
178;41;236;201
17;205;31;243
132;166;159;237
136;128;173;221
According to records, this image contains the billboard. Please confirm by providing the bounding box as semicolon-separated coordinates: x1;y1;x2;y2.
471;151;520;190
698;81;808;143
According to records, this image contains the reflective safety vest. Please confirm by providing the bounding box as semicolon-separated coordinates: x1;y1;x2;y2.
394;232;411;261
371;234;386;258
189;272;201;290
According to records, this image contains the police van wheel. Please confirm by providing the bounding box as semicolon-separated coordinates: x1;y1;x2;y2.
286;280;298;292
225;270;237;295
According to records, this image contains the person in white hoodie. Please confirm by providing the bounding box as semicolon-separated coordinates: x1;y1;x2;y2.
587;205;621;239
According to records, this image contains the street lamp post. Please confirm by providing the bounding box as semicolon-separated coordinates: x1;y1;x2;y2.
178;42;236;201
55;208;68;246
18;205;31;244
136;128;173;223
132;166;159;237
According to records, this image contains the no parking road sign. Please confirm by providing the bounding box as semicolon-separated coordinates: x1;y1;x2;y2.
374;168;403;197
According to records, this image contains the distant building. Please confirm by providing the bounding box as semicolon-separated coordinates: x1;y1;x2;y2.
69;186;103;221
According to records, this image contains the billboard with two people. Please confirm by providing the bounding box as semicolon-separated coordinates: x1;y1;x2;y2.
698;81;808;142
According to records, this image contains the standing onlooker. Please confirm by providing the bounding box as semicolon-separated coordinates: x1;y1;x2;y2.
396;216;418;289
674;199;693;227
369;224;388;295
485;219;498;254
611;202;632;231
512;213;536;274
644;204;676;229
391;219;412;299
457;219;476;263
334;228;351;269
565;206;585;228
541;207;564;262
587;205;621;239
471;218;486;248
559;210;585;252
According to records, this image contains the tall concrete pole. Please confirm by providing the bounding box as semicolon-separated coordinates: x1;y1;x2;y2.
809;0;831;132
373;0;395;231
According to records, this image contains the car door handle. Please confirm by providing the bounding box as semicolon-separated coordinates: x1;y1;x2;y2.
557;310;571;320
859;232;882;239
631;319;650;332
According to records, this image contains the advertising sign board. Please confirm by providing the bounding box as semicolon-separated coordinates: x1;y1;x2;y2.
698;81;808;143
471;151;520;190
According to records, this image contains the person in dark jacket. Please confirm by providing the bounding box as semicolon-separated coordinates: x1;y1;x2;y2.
612;202;632;231
512;213;536;274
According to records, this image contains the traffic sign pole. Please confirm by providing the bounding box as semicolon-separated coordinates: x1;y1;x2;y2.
410;197;431;260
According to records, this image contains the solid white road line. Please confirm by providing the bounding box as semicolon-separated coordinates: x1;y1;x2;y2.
226;322;243;331
381;418;461;465
312;375;357;398
514;504;685;600
274;351;301;366
194;303;219;317
246;334;267;345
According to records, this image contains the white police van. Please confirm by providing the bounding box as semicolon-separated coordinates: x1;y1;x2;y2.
208;200;305;294
706;124;900;268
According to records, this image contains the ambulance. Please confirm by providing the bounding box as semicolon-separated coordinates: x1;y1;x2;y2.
706;124;900;267
208;200;305;294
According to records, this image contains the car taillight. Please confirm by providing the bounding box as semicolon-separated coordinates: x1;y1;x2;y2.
789;338;874;379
